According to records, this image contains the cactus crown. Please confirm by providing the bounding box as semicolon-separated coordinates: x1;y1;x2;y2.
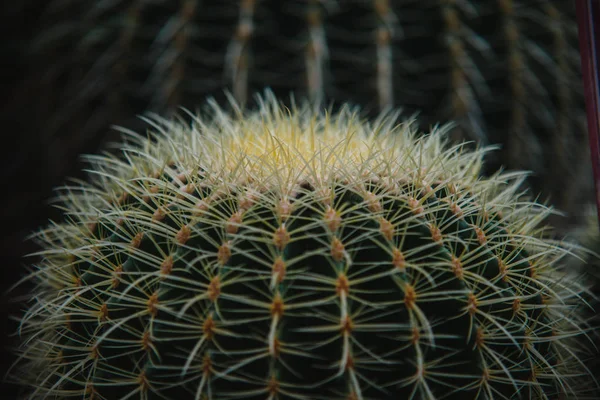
13;92;597;399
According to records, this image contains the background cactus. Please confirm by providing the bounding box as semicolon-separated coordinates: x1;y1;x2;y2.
10;0;592;227
11;94;598;399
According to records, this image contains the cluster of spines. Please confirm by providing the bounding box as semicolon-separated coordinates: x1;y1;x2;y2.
12;95;596;399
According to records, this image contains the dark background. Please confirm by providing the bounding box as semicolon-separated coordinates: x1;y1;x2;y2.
1;4;48;396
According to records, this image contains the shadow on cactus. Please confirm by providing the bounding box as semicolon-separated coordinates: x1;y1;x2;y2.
9;92;598;399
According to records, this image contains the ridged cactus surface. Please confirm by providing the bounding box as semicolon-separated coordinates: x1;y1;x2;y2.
24;0;590;224
13;94;596;399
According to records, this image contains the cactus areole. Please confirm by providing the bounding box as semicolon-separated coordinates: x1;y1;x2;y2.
13;93;596;399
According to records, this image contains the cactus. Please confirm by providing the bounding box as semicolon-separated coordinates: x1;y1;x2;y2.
21;0;591;232
12;93;597;399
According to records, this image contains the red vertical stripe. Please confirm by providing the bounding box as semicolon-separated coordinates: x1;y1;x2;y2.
576;0;600;226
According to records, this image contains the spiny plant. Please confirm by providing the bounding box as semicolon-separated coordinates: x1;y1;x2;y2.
25;0;591;229
11;92;598;399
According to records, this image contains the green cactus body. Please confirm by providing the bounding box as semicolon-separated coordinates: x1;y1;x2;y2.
14;94;595;399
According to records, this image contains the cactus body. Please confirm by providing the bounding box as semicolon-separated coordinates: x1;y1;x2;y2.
13;94;596;399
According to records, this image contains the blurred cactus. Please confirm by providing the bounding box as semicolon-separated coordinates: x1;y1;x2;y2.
18;0;589;225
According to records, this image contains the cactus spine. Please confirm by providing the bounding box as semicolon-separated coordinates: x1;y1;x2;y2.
12;93;597;399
